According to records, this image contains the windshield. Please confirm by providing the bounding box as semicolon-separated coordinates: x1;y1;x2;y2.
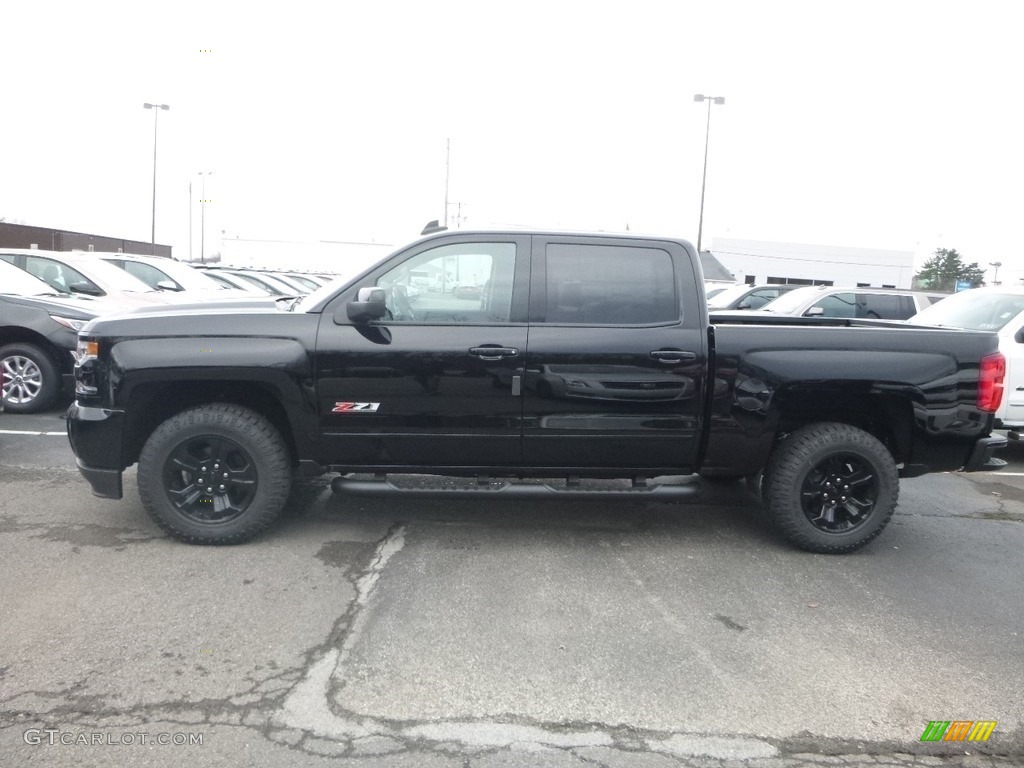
756;286;823;313
909;289;1024;331
67;256;157;293
138;257;231;291
707;284;757;309
0;261;61;296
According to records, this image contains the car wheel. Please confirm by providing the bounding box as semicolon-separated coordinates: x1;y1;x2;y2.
763;422;898;553
0;343;61;414
137;404;292;544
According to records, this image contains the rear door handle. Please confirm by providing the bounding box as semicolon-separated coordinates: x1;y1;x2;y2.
469;346;520;361
649;349;697;363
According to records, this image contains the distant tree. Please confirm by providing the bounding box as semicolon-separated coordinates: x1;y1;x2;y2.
913;248;985;292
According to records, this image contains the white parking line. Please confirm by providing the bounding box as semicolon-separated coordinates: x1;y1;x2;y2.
0;430;67;436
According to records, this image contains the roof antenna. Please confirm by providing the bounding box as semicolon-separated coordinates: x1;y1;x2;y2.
421;219;448;236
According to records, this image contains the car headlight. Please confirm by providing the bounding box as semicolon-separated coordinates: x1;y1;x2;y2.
50;315;88;331
75;339;100;364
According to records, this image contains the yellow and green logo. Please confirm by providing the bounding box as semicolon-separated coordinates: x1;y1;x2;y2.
920;721;996;742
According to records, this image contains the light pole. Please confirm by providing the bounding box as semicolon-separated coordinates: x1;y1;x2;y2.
990;261;1002;286
694;93;725;254
199;171;214;264
143;103;170;253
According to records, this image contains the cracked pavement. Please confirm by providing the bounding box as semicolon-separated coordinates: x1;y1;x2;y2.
1;412;1022;766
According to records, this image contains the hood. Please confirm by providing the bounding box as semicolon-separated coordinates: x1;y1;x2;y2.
0;292;130;320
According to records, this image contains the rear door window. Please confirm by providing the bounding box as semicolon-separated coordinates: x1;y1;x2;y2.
543;243;677;325
856;293;908;319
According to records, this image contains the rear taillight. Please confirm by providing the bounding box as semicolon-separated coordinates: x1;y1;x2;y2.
978;352;1006;413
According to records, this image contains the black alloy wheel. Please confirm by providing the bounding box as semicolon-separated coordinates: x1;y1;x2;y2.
764;422;898;553
799;452;879;534
163;434;259;524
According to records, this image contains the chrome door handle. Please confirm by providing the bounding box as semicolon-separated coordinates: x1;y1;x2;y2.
469;346;520;361
649;350;697;364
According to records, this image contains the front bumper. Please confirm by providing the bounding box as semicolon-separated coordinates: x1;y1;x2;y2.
66;402;125;499
75;458;123;499
962;434;1008;472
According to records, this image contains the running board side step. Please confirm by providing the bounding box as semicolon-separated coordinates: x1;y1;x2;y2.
331;475;701;500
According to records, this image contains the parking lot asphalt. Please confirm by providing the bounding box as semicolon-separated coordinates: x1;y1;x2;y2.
0;406;1022;767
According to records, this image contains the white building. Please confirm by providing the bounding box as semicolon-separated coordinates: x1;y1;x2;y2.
710;238;916;289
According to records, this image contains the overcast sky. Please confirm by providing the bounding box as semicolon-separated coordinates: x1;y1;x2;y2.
2;1;1022;281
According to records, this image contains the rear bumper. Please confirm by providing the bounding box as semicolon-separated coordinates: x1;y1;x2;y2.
962;434;1008;472
66;402;125;499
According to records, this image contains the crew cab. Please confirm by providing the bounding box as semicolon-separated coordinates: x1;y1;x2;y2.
67;230;1006;553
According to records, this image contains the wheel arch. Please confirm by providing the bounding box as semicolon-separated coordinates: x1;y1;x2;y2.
771;385;913;466
121;380;303;469
0;328;68;372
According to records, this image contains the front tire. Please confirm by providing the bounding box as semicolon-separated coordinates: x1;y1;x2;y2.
0;343;60;414
137;404;292;544
763;422;898;553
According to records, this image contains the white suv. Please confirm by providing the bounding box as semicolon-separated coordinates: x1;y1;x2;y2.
758;286;947;320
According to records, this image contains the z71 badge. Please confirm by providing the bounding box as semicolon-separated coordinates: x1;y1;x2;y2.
331;402;381;413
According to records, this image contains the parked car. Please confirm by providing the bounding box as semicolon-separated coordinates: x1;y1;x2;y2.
218;269;303;297
0;261;121;413
280;273;327;291
909;286;1024;430
704;282;737;301
99;253;253;298
707;283;802;310
192;267;275;295
0;249;170;308
263;272;314;294
755;286;946;320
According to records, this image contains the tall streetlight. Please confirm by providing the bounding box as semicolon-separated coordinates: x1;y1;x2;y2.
198;171;214;264
693;94;725;254
143;103;170;254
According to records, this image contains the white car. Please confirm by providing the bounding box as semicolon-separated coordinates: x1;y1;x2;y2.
0;249;170;309
98;253;255;298
757;285;946;320
910;286;1024;430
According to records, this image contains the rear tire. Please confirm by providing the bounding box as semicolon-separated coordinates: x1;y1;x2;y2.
763;422;898;553
137;404;292;544
0;343;60;414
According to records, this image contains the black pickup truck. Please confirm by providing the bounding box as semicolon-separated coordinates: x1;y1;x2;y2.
67;230;1007;553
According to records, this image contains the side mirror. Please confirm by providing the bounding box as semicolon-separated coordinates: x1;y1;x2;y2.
68;282;103;297
343;287;387;324
1015;328;1024;344
804;306;825;317
735;299;752;310
156;280;182;292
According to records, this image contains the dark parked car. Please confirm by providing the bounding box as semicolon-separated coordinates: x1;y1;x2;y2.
0;261;119;413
